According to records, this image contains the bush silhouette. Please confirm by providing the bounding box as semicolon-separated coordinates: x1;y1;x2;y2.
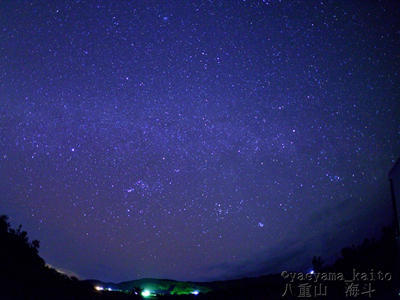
0;214;138;299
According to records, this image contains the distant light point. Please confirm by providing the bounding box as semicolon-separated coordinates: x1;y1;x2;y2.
142;290;151;297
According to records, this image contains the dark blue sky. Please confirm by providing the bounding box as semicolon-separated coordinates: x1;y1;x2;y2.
1;0;399;282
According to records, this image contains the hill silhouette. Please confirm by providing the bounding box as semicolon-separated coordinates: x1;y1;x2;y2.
0;214;138;299
0;213;399;299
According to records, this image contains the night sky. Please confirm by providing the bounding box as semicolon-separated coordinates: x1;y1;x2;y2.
1;0;400;282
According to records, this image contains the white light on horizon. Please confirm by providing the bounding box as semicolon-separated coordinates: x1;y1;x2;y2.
142;290;151;297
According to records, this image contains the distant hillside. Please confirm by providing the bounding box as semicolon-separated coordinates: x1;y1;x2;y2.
87;278;213;295
1;212;398;299
86;274;283;297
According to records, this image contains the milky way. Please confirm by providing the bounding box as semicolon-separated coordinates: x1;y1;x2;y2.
1;0;399;282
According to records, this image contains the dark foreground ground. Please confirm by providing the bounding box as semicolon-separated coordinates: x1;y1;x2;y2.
0;214;399;299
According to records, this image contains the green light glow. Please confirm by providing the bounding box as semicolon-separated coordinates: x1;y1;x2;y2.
141;290;151;297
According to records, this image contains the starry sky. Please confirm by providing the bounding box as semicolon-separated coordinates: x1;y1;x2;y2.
1;0;400;282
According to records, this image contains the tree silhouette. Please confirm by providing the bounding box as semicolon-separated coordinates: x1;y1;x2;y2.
0;214;107;299
312;256;324;272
